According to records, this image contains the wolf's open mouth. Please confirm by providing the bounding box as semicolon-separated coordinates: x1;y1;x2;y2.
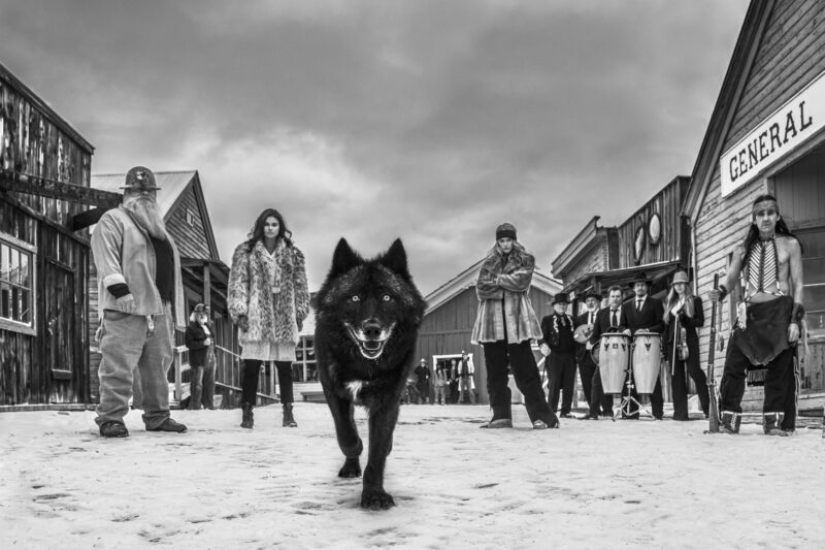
344;323;395;360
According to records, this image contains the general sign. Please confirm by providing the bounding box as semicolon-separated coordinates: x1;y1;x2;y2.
720;70;825;197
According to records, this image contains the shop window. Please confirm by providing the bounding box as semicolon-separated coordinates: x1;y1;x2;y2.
797;228;825;337
0;233;36;333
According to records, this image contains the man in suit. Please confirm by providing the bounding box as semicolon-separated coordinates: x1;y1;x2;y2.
540;293;577;418
622;273;665;420
576;290;613;419
587;286;628;419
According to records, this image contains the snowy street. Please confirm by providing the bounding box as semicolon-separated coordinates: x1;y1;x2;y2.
1;404;824;549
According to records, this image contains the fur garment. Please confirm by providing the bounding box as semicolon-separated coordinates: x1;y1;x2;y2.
228;240;310;348
471;249;542;344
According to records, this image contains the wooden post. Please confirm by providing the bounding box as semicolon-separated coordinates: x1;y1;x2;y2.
174;350;183;402
202;264;211;311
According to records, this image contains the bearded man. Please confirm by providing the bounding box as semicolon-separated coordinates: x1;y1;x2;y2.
709;194;804;436
91;166;188;438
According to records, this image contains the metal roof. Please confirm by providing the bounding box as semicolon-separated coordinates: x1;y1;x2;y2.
91;170;198;221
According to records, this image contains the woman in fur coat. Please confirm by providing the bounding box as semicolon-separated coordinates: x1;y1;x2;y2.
471;223;559;430
228;208;310;429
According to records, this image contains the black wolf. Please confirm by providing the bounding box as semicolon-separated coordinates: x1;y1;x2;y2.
315;238;426;510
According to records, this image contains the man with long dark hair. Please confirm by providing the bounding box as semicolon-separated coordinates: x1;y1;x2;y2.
709;194;804;435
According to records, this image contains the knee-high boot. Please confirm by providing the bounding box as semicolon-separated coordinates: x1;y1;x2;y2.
283;403;297;428
241;403;254;429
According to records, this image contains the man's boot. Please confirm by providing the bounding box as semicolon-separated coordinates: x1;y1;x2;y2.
283;403;297;428
763;412;789;436
240;403;254;429
721;411;740;434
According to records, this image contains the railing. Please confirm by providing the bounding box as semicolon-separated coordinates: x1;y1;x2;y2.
170;342;281;408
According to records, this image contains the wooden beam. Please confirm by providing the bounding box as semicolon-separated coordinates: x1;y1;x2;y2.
0;168;121;208
66;206;113;231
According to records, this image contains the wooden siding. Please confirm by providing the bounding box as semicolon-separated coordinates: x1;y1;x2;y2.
0;201;90;405
0;71;92;230
166;186;212;260
617;177;689;269
694;0;825;406
725;0;825;154
562;237;612;289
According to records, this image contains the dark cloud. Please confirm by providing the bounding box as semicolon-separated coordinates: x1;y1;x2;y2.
0;0;749;293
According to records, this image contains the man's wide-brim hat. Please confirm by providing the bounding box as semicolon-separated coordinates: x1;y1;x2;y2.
551;292;569;305
629;272;652;286
121;166;161;191
193;303;208;314
670;270;690;286
583;290;602;302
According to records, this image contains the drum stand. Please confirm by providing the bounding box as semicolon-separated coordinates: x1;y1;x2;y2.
614;346;647;420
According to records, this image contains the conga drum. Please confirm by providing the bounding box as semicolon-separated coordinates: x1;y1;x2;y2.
632;331;662;394
598;333;630;394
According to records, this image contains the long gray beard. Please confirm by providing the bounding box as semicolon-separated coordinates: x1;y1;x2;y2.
123;196;166;239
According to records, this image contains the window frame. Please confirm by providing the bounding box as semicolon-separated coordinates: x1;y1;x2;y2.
0;231;37;336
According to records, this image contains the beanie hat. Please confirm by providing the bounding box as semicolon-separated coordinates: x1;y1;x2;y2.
495;223;517;241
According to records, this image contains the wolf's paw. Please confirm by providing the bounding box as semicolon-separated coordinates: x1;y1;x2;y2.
338;457;362;478
360;488;395;510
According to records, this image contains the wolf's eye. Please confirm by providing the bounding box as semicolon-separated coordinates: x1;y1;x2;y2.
351;295;360;303
382;294;391;302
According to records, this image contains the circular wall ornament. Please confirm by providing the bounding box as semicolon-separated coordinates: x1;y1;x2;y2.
648;213;662;245
634;225;646;265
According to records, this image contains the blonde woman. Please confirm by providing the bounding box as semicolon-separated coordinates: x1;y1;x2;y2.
471;223;558;430
663;270;709;420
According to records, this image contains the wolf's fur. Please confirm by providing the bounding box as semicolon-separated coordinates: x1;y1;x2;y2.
315;238;426;510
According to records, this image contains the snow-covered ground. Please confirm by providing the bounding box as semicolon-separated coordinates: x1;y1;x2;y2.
1;403;824;549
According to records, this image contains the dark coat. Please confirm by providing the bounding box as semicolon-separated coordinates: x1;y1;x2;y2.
589;307;629;346
622;295;664;335
540;313;575;354
185;321;211;367
663;296;704;368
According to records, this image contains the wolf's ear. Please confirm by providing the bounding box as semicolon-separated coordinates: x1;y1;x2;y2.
381;238;411;280
330;238;362;278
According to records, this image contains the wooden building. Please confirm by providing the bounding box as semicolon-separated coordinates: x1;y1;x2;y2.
551;176;693;405
1;61;121;409
418;259;562;404
683;0;825;412
90;171;242;405
554;176;691;312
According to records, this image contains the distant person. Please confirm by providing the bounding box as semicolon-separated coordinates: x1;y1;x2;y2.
540;292;577;418
448;359;460;403
434;363;449;405
228;208;310;429
414;358;431;404
663;271;709;421
90;166;187;437
470;223;559;429
457;351;475;404
184;303;216;410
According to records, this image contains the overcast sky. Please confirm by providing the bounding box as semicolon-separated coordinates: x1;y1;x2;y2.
1;0;750;295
